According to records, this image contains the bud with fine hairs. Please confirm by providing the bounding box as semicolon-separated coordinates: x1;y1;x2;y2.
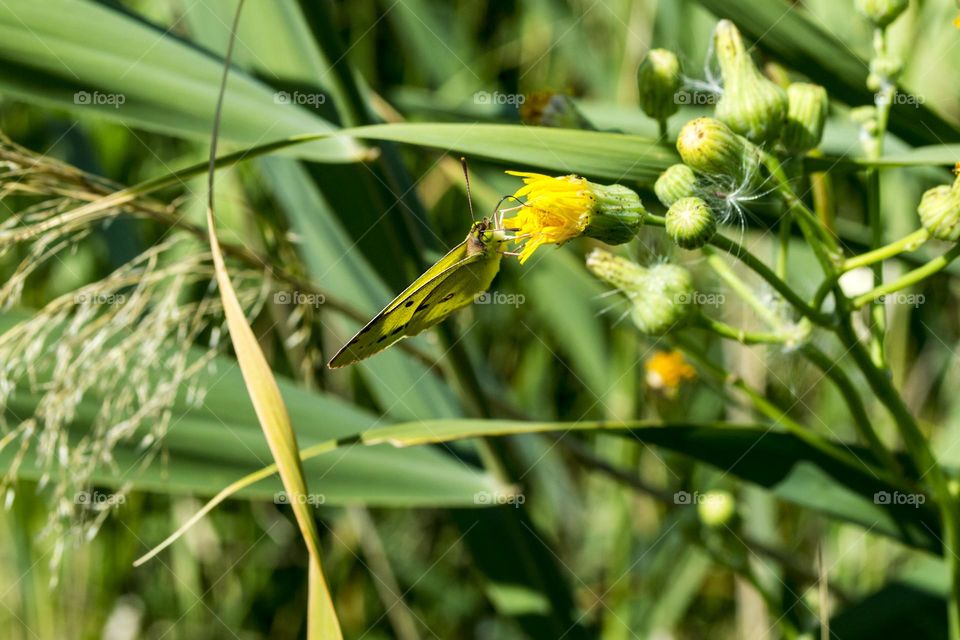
676;117;757;184
655;164;699;207
666;197;717;249
781;83;828;154
856;0;909;28
586;249;694;335
637;48;682;132
918;175;960;242
714;20;787;145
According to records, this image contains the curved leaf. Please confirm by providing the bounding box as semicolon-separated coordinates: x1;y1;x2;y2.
0;0;365;162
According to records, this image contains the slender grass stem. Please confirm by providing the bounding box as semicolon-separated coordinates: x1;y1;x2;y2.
761;152;840;267
672;335;896;484
852;243;960;309
702;246;785;330
833;310;960;639
842;228;931;272
800;343;903;479
695;312;790;345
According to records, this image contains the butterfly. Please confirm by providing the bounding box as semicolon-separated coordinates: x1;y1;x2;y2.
327;216;511;368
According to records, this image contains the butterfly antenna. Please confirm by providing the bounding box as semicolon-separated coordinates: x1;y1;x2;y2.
461;157;475;221
492;194;526;229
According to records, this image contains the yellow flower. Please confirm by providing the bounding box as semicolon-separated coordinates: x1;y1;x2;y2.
502;171;646;263
503;171;594;263
644;350;696;397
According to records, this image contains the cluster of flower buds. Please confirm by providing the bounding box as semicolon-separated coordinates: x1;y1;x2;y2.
641;21;828;163
586;249;695;335
636;20;833;251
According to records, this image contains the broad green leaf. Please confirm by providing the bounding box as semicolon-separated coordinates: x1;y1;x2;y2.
181;0;327;83
170;418;942;556
344;123;677;183
840;145;960;168
830;555;948;638
0;0;364;162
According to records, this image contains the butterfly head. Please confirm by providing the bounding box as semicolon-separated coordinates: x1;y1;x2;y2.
466;217;507;255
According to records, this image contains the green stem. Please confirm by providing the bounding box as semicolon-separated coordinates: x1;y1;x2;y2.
800;343;902;479
777;211;792;279
833;311;960;639
695;312;791;345
862;26;897;366
703;246;785;330
673;335;895;484
842;228;931;272
761;152;841;270
852;243;960;309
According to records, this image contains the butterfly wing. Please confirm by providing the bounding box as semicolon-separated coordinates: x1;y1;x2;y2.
404;252;502;334
327;240;500;368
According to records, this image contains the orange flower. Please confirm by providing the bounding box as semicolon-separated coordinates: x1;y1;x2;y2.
644;350;696;397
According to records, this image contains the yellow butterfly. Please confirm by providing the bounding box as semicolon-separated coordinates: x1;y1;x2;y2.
327;216;510;368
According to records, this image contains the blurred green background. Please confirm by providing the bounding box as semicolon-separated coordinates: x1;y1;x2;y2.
1;0;960;638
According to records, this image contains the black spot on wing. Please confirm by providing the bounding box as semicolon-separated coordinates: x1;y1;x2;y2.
359;325;372;334
376;335;387;343
391;325;406;336
404;299;415;308
416;301;430;312
440;293;455;302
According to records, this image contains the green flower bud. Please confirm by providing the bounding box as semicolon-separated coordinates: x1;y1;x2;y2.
856;0;909;27
582;182;647;246
714;20;787;144
781;83;828;154
697;490;736;527
637;48;683;125
676;117;757;183
867;54;904;91
666;197;717;249
586;250;694;334
655;164;699;207
850;106;878;126
949;478;960;499
520;92;594;129
918;181;960;242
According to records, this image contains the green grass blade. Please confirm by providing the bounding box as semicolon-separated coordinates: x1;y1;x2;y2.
0;0;365;162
